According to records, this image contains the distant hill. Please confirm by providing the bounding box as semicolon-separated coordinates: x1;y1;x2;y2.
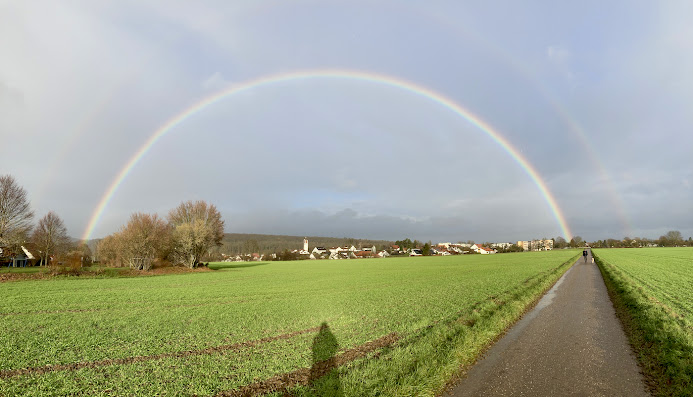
219;233;393;255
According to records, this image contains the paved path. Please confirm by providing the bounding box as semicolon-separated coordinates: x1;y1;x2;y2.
445;251;650;397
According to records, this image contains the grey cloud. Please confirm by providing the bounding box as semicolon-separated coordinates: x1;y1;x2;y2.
2;1;691;242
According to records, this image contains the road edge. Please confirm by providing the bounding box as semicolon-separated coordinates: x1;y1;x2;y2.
439;253;579;396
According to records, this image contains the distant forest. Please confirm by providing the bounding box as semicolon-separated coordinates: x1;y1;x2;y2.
217;233;394;255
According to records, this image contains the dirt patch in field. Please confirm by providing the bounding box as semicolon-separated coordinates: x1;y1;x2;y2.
0;308;103;316
1;296;250;317
216;332;399;397
0;326;322;379
0;266;212;283
0;272;49;282
127;266;214;276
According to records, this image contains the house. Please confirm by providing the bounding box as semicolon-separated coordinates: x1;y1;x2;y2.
449;246;464;254
311;247;328;255
354;250;373;259
478;246;496;254
517;239;553;251
409;249;423;256
328;246;357;255
492;242;513;250
471;244;496;254
329;251;355;259
360;245;376;252
1;245;38;267
377;250;390;258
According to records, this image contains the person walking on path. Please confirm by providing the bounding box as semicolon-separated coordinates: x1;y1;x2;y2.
583;249;588;262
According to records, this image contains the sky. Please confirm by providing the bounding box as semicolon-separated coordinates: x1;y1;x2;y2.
1;0;692;243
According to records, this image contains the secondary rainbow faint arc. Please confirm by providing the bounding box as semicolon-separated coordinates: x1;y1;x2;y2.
82;69;573;241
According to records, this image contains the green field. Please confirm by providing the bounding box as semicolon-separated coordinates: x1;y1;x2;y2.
0;251;578;396
0;266;42;274
593;248;693;396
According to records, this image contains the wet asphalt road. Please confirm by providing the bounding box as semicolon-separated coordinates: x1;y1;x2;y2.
444;251;650;397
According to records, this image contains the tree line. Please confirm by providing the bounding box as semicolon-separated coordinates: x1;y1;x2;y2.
0;174;223;270
588;231;691;248
0;175;81;267
95;200;224;269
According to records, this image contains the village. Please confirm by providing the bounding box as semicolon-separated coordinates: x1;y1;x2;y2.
1;234;561;268
220;238;556;262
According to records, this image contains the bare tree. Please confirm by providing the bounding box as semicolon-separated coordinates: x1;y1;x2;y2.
77;240;93;266
554;236;567;249
32;211;70;266
168;200;224;268
243;239;259;255
119;213;170;270
666;230;683;245
0;175;34;247
96;233;123;266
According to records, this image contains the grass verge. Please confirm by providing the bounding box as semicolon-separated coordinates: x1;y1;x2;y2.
594;252;693;397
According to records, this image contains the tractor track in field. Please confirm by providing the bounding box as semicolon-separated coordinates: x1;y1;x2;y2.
0;308;103;316
0;326;323;379
0;298;252;316
215;332;399;397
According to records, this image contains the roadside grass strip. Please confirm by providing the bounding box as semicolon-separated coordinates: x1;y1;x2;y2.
1;251;578;396
594;248;693;397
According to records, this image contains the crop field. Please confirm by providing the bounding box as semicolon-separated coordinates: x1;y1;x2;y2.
593;248;693;396
1;251;578;396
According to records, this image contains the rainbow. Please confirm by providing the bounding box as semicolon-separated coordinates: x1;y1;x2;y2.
82;69;573;241
420;9;633;236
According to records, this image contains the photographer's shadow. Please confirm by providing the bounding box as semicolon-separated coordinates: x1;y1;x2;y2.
309;322;343;396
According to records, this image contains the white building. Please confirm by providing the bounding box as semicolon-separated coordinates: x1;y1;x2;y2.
492;242;513;249
517;239;554;251
471;244;497;254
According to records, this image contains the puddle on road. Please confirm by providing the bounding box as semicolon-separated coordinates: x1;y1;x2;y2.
527;265;572;318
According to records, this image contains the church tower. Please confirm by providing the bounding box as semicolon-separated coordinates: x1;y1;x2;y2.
304;238;308;252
